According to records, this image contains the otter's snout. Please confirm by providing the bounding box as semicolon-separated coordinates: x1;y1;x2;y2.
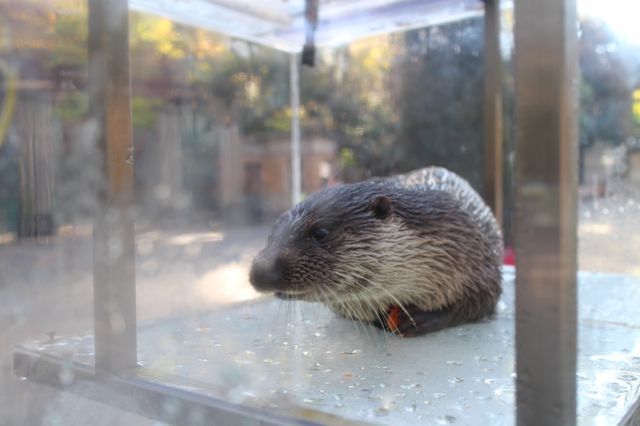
249;255;286;292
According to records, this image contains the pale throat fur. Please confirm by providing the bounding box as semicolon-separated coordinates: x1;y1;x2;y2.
319;218;469;322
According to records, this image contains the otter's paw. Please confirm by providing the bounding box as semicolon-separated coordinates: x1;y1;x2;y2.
383;305;453;337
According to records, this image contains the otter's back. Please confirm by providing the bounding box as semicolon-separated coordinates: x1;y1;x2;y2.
387;167;503;256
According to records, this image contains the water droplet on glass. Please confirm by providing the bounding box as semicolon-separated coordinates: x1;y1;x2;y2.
57;366;75;386
401;383;421;389
620;373;639;382
154;184;171;200
173;194;190;210
187;407;206;425
374;407;390;417
136;239;153;256
141;259;159;274
162;397;181;416
606;382;627;393
436;415;457;424
184;243;202;257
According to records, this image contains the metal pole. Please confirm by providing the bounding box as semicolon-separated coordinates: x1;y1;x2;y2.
89;0;137;373
483;0;503;227
514;0;578;424
290;54;302;205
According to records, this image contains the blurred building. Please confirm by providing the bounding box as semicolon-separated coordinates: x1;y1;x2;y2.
217;126;336;221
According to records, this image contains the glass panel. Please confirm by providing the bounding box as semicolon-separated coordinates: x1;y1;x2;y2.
129;13;288;320
2;1;510;424
1;0;102;423
130;10;501;426
5;0;639;425
577;1;640;424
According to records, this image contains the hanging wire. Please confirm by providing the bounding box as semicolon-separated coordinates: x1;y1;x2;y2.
301;0;319;67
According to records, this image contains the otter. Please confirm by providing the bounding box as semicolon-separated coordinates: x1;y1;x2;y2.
249;167;503;337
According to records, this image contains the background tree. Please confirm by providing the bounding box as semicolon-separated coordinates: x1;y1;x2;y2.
578;19;640;181
397;20;485;190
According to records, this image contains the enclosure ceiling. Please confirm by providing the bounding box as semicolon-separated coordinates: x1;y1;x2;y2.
129;0;485;53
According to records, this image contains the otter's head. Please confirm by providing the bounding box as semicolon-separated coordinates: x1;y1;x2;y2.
249;182;393;302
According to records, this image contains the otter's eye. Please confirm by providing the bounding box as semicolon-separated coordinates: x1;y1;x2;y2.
311;227;329;243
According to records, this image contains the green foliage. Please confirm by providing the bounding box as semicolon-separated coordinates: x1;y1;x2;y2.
340;148;355;167
53;92;88;121
398;21;485;189
14;3;640;193
48;3;88;69
296;45;400;181
132;97;163;129
262;109;291;133
633;90;640;125
579;20;638;147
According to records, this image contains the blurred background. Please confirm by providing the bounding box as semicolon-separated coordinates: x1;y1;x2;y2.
1;0;640;424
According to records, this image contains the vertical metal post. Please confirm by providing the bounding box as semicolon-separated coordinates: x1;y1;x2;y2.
483;0;503;227
290;54;302;205
514;0;578;424
89;0;137;372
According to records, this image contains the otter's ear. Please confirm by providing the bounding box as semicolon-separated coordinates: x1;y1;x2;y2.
369;195;392;220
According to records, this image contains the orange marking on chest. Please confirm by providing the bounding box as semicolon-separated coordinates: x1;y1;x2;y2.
386;306;402;332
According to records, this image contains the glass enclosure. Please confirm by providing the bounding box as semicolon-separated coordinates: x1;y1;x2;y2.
1;0;639;425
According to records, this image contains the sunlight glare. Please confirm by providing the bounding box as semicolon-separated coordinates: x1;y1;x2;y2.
580;0;640;45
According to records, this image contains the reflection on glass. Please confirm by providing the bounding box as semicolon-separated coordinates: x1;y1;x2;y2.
576;13;640;276
576;3;640;424
1;1;99;423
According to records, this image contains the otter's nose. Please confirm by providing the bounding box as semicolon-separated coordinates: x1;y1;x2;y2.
249;257;285;292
